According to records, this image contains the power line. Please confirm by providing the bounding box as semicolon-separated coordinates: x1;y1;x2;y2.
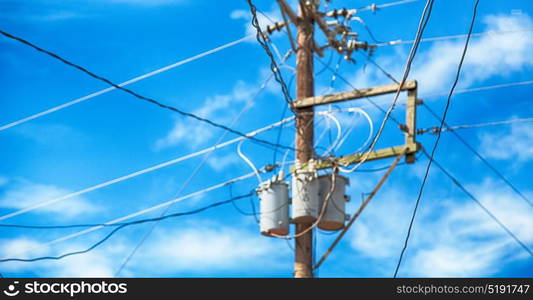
421;104;533;209
376;28;533;47
355;0;419;12
0;191;254;263
228;184;258;219
0;29;296;153
418;117;533;135
352;17;384;44
0;171;296;231
246;0;294;109
0;34;254;132
42;171;262;248
248;0;328;162
322;0;434;144
423;80;533;98
366;33;533;212
373;0;419;9
393;0;479;278
0;117;295;221
362;53;399;84
351;79;533;110
345;0;434;172
421;149;533;257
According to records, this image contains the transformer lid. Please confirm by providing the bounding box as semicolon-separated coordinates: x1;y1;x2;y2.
256;178;288;193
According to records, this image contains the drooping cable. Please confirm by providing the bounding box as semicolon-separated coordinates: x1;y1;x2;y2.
393;0;480;278
4;171;264;262
245;0;294;110
0;191;255;263
0;30;296;153
363;36;533;210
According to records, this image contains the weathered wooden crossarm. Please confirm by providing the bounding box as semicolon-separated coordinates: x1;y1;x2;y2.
293;80;417;108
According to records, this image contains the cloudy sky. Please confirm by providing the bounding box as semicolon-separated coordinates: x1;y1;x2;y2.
0;0;532;277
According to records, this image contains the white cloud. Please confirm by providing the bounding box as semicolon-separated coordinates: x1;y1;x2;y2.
36;11;81;21
132;223;288;273
0;179;101;219
348;13;533;96
409;243;505;277
14;123;81;145
0;221;288;277
0;238;49;261
349;187;413;259
479;122;533;162
154;80;256;150
207;153;241;172
414;14;533;93
0;237;120;277
0;176;8;187
347;178;533;277
47;250;117;277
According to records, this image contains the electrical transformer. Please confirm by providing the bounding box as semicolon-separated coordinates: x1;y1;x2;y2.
257;179;289;236
317;174;349;231
291;171;320;223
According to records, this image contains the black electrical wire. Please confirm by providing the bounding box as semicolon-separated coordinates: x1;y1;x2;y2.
421;104;533;209
0;30;297;153
309;0;434;180
356;18;385;44
246;0;294;109
362;21;533;211
362;53;400;84
422;149;533;257
0;192;254;263
393;0;479;278
228;184;259;223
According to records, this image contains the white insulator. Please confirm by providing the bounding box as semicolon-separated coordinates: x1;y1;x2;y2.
291;171;320;224
257;179;289;236
317;174;350;231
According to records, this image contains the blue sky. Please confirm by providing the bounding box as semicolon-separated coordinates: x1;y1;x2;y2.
0;0;532;277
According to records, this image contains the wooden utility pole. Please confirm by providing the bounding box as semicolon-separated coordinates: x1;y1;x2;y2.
294;1;316;279
271;0;419;279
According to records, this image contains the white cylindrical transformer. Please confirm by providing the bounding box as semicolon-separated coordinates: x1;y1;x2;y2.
257;180;289;236
291;171;320;224
317;174;349;231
